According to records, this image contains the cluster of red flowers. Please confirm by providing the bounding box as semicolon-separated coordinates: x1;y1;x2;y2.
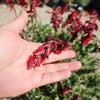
85;9;100;21
6;0;28;10
64;11;79;27
29;0;40;18
30;0;37;13
51;6;99;46
51;7;62;31
51;3;70;31
64;10;98;46
62;88;71;96
81;21;98;46
74;95;80;100
62;88;79;100
6;0;40;17
64;11;82;41
27;39;71;69
7;0;40;38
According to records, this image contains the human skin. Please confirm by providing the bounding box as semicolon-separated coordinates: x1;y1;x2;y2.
0;10;82;98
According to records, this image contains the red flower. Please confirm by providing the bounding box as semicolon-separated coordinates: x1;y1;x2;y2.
27;39;71;69
10;4;14;11
65;12;82;41
85;9;100;20
80;21;98;46
30;0;37;13
52;7;62;14
61;3;70;14
74;95;80;100
64;11;77;28
62;88;71;96
48;33;54;41
6;0;29;11
82;34;94;46
24;2;28;8
83;22;98;40
55;61;59;64
51;7;62;31
19;33;25;39
70;11;77;21
6;0;9;4
27;55;35;63
21;0;24;7
85;12;90;16
84;21;98;31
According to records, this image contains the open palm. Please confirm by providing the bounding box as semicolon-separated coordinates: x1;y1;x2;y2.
0;10;81;98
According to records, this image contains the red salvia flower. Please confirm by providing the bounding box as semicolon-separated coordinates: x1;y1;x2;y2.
48;33;54;41
52;7;62;14
85;12;90;16
89;17;95;22
19;33;25;39
6;0;28;11
85;9;100;20
20;0;24;7
61;3;70;14
62;88;71;96
6;0;9;4
82;34;94;46
24;2;28;8
55;61;59;64
27;39;71;69
30;0;37;13
10;4;14;11
84;21;98;31
64;10;98;45
51;7;62;31
64;11;77;28
65;12;83;41
81;21;98;46
74;95;80;100
70;11;77;21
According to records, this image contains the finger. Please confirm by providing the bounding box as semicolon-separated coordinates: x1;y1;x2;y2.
1;10;28;34
40;70;71;86
43;50;77;64
68;61;82;71
42;61;82;73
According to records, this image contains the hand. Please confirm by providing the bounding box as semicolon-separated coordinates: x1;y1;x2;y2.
0;10;82;98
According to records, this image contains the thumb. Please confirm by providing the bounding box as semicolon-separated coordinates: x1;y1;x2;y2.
2;10;28;34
